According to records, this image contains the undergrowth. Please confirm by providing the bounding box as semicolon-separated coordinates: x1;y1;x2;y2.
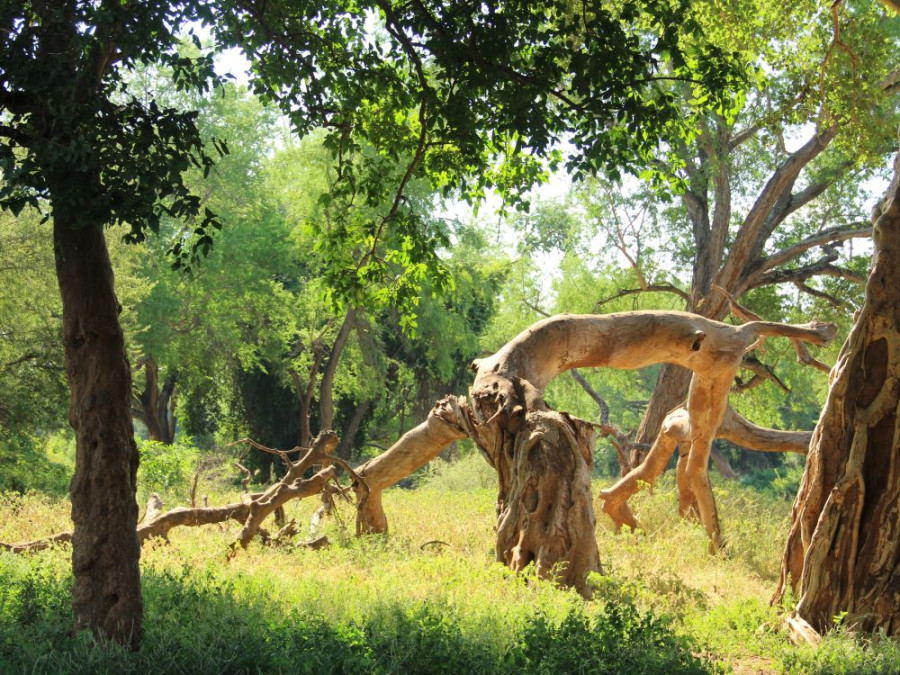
0;451;898;673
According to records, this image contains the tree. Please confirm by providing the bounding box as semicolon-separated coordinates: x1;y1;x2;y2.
355;310;835;593
216;0;745;315
0;1;221;648
612;0;899;447
773;147;900;638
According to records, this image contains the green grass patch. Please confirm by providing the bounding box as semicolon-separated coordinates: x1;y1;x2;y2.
1;458;899;673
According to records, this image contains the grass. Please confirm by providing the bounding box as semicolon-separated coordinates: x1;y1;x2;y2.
0;452;898;673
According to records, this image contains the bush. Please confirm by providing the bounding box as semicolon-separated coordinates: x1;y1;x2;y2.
418;451;497;492
782;628;900;674
508;603;713;674
0;432;71;495
137;438;199;501
0;555;714;674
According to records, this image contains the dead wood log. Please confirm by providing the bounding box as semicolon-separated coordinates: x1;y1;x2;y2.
2;431;364;557
354;310;836;595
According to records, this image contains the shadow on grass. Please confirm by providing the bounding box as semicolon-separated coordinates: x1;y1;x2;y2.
0;551;712;674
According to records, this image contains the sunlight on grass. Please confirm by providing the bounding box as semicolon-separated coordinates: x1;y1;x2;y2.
1;454;897;673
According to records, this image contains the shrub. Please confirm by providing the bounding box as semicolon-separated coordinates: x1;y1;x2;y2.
137;438;199;501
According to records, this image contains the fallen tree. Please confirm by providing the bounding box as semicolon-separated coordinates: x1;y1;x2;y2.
354;310;837;595
1;431;362;555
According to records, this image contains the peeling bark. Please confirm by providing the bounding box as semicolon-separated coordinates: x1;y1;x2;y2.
774;151;900;636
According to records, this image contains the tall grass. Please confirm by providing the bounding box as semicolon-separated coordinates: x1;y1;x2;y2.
0;452;898;673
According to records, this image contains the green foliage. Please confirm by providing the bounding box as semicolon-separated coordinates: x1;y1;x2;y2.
508;603;710;674
418;450;497;492
5;474;900;673
0;553;713;674
215;0;747;310
0;434;70;496
136;438;199;502
739;462;807;501
0;1;226;266
0;210;67;436
783;628;900;674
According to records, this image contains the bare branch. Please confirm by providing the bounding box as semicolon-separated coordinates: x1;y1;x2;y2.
727;122;762;151
794;281;845;307
793;340;832;373
751;223;870;279
713;283;762;322
522;298;550;318
570;368;609;424
715;125;838;297
748;256;865;289
734;355;790;393
594;284;690;310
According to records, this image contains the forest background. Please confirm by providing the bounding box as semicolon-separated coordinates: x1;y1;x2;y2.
1;0;899;671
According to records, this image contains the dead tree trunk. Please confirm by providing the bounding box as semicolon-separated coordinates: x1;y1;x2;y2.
54;215;142;650
356;311;835;594
774;151;900;637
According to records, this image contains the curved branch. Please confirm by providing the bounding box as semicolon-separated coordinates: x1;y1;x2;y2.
749;223;871;280
748;259;865;290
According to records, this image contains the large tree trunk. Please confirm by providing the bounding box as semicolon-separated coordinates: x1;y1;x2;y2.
54;216;142;650
774;151;900;636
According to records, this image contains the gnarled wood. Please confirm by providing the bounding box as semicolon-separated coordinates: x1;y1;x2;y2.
600;404;812;532
355;310;835;595
471;311;833;555
3;431;360;557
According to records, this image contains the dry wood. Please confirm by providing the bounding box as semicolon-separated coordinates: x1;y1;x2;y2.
2;430;364;559
355;309;835;596
600;404;812;532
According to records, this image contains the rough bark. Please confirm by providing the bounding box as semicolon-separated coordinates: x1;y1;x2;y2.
54;215;142;650
774;150;900;636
